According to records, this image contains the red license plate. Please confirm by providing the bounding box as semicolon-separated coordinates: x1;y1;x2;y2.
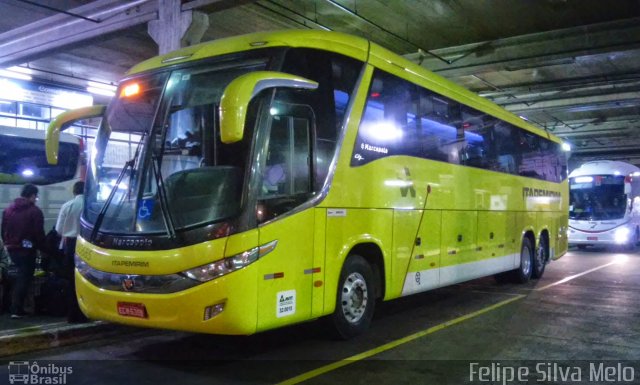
117;302;148;319
587;236;598;241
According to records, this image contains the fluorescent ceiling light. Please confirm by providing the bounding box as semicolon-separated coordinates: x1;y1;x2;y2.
561;142;571;152
8;66;33;75
87;86;115;97
87;81;116;91
0;69;31;81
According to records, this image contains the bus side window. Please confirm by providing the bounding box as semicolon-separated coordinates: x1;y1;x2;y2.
258;111;313;223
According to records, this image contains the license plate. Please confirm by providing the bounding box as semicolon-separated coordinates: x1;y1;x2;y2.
117;302;148;319
587;236;598;241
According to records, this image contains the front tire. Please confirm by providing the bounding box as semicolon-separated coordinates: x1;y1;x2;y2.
513;237;534;283
532;235;548;279
330;255;376;339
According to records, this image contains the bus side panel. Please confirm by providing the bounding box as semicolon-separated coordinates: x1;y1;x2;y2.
388;209;420;298
517;211;537;263
323;208;393;314
399;210;442;296
440;210;478;266
546;211;568;260
312;208;327;318
477;211;515;260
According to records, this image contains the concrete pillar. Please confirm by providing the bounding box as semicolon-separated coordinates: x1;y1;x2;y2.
148;0;209;55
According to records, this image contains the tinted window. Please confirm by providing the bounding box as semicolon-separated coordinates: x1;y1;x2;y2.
0;134;78;185
351;69;567;183
279;48;363;191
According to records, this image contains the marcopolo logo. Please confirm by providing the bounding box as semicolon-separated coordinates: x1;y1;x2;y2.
8;361;73;384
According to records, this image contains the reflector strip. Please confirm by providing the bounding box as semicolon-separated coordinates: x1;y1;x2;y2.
264;272;285;280
304;267;322;274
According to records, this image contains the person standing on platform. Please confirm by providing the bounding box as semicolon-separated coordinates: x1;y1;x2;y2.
1;184;46;319
55;180;88;323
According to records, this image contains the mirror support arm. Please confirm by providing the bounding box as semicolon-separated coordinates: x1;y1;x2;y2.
219;71;318;143
46;105;106;165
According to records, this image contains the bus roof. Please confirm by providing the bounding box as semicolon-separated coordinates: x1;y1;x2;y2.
127;29;560;144
0;125;79;144
569;160;640;178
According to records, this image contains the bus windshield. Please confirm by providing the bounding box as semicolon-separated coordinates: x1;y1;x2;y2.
569;175;627;220
85;56;270;234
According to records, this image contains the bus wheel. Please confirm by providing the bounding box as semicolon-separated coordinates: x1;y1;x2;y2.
331;255;376;339
513;237;533;283
532;235;548;279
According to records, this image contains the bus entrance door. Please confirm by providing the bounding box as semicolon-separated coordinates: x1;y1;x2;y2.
255;211;315;332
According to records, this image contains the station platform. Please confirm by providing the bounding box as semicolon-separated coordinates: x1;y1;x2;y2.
0;313;130;357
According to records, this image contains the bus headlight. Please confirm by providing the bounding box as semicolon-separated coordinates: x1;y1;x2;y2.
181;240;277;282
182;247;259;282
615;227;631;244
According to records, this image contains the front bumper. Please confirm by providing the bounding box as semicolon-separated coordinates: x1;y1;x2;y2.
568;227;626;247
75;263;258;335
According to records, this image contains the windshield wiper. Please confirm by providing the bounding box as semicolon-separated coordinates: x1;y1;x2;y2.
90;158;134;243
90;131;147;243
150;152;176;239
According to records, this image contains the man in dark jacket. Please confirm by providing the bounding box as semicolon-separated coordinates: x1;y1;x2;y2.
1;184;46;318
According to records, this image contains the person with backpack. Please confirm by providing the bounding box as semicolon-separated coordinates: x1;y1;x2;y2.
1;184;47;318
55;181;88;323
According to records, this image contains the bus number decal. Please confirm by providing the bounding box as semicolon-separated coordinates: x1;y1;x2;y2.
276;290;296;318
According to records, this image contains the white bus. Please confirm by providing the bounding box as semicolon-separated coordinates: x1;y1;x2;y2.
568;160;640;249
0;126;84;231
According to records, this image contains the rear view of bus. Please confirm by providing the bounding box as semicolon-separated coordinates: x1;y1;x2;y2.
568;160;640;250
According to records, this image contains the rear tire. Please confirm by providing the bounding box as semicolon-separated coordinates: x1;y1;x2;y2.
330;255;376;340
513;237;533;283
532;235;548;279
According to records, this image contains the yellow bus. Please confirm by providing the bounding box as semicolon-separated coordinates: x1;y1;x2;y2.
46;30;568;338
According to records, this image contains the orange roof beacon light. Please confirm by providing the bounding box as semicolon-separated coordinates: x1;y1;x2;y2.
121;82;140;98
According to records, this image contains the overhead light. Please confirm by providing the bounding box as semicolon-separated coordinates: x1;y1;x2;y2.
8;66;33;75
86;86;115;97
0;69;31;81
562;142;571;152
505;58;575;72
87;81;117;92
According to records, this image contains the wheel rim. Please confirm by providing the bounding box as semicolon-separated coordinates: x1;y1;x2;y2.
522;245;532;275
340;272;368;324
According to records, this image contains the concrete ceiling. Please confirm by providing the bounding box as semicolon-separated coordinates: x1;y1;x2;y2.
1;0;640;168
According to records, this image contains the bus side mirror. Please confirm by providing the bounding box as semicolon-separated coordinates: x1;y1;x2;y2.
46;105;106;165
219;71;318;143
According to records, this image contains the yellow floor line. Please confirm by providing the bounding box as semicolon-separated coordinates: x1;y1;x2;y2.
276;294;525;385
